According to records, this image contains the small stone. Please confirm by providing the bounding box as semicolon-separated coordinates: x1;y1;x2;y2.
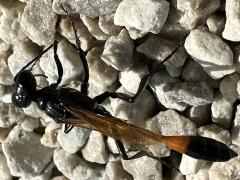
101;29;134;71
40;40;84;86
87;47;118;97
150;71;187;111
20;0;57;46
147;109;196;136
0;40;11;60
58;16;95;51
0;1;26;44
2;126;53;177
80;15;109;41
185;29;235;79
166;65;182;77
52;0;122;17
21;116;39;132
177;0;221;29
187;105;211;127
136;34;177;62
186;165;210;180
0;128;11;143
179;154;207;175
82;131;109;164
122;156;162;180
109;86;155;124
197;124;231;145
209;156;240;179
211;92;233;128
99;13;122;36
57;126;90;154
105;161;131;180
0;102;25;128
23;102;45;118
126;27;148;40
0;152;12;180
114;0;170;34
181;59;220;88
222;0;240;41
8;40;48;87
0;59;13;86
54;148;105;179
220;73;240;103
207;15;225;35
119;55;149;94
232;105;240;146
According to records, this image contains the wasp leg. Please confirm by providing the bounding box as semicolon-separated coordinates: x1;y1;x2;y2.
64;124;74;134
60;4;89;95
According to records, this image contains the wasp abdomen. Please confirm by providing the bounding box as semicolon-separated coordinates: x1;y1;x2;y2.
185;136;237;162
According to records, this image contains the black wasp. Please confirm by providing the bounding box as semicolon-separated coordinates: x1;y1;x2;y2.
12;4;237;162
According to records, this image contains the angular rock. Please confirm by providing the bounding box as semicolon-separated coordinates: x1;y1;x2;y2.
186;165;210;180
58;16;95;51
52;0;121;17
222;0;240;41
211;92;233;128
0;152;12;180
197;124;231;145
57;126;90;154
40;40;84;86
80;15;109;41
126;26;148;40
232;105;240;146
0;59;13;86
0;102;25;128
220;73;240;103
185;29;235;79
82;131;109;164
165;65;182;77
114;0;170;34
105;161;131;180
87;47;118;97
122;156;162;180
0;127;11;143
187;105;211;127
99;13;122;36
207;15;225;35
0;0;26;44
179;154;207;175
101;29;134;71
54;148;106;179
2;126;53;177
177;0;220;29
147;109;196;136
21;116;39;132
150;71;187;111
20;0;57;46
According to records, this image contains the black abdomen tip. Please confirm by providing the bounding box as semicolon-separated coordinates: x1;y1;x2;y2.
185;136;238;162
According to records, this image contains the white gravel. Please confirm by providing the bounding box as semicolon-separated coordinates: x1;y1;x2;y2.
0;0;240;179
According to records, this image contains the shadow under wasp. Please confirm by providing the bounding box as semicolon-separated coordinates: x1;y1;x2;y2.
11;4;237;162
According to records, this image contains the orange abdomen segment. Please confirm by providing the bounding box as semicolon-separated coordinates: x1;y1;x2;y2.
161;136;190;153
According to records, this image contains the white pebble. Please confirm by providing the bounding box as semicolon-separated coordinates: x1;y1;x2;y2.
54;148;106;179
222;0;240;41
179;154;207;175
0;152;12;180
177;0;220;29
185;29;235;79
57;126;90;154
122;156;162;180
40;40;84;86
2;126;53;177
0;1;26;44
220;73;240;103
99;13;122;36
101;29;134;71
114;0;170;34
82;131;109;164
52;0;121;17
211;92;233;128
146;109;196;135
21;116;39;132
105;161;131;180
20;0;57;46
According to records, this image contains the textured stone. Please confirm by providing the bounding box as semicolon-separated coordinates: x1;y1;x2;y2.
20;0;57;46
105;161;131;180
2;126;53;177
185;29;235;79
177;0;220;29
232;105;240;146
21;116;39;132
52;0;121;17
0;152;12;180
207;15;225;35
101;29;134;71
99;13;122;36
187;105;210;127
222;0;240;41
114;0;170;34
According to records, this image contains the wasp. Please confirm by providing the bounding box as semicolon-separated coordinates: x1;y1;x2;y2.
11;4;237;162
